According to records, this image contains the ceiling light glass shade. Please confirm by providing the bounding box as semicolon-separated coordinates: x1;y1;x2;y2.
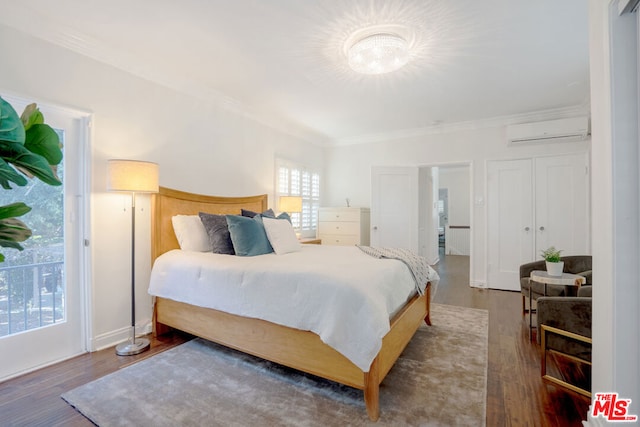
348;33;409;75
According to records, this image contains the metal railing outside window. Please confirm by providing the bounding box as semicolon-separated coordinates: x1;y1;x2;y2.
0;261;65;337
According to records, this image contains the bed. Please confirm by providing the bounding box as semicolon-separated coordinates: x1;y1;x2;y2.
149;187;434;421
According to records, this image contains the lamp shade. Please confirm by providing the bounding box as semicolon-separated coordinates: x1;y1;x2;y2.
107;159;159;193
279;196;302;213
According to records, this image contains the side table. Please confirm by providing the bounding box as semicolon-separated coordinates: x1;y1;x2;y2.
300;238;322;245
528;270;586;340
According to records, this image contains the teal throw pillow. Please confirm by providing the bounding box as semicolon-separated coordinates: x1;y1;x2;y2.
225;214;273;256
276;212;291;223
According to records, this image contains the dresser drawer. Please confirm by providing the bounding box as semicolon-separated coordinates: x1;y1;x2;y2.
318;234;359;246
318;207;370;246
319;210;361;223
318;222;360;235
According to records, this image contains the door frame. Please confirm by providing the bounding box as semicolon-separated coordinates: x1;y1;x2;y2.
0;93;93;380
419;161;474;287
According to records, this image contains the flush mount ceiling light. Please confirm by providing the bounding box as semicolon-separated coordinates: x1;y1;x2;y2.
345;26;411;75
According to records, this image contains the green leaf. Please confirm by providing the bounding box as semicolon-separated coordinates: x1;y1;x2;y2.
0;141;62;186
20;103;44;131
0;217;32;248
0;202;31;220
25;124;63;165
0;158;28;188
0;96;26;145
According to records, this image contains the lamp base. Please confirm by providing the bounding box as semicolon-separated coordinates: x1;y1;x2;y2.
115;337;150;356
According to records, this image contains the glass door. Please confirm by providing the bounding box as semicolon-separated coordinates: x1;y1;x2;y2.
0;97;89;381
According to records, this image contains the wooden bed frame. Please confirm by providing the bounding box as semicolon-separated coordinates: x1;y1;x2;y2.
151;187;432;421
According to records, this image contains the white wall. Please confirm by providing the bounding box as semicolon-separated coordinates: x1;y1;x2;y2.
0;24;323;350
324;126;590;287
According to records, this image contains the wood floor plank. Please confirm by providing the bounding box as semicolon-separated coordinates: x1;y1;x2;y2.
0;251;589;426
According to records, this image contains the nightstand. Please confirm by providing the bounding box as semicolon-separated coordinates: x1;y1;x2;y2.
299;238;322;245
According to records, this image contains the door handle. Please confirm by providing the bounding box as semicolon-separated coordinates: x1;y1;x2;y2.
373;226;378;230
539;226;545;231
524;227;530;232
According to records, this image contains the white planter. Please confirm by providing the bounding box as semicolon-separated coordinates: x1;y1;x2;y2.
546;261;564;276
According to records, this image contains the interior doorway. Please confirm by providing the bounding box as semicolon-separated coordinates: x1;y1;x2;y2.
438;188;448;250
417;163;472;291
371;163;472;285
437;165;471;257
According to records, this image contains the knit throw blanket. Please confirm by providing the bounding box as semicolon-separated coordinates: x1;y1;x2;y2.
357;245;439;296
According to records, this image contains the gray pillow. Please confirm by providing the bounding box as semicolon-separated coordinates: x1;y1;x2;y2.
198;212;235;255
241;208;275;218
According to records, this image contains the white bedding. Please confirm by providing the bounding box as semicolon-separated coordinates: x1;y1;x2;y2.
148;245;435;371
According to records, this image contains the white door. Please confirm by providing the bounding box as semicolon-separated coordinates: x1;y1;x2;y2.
0;99;88;381
487;159;534;291
371;166;419;252
487;154;589;291
534;154;589;255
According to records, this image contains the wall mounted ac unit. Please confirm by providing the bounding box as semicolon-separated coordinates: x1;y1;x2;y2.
506;117;590;145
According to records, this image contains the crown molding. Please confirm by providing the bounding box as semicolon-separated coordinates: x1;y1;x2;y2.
329;104;591;147
50;30;330;147
0;10;589;150
0;13;329;147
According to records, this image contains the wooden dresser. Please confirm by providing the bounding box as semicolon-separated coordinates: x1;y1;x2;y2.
318;207;370;246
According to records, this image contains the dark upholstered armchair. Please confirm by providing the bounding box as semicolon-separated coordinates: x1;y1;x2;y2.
536;287;592;397
519;255;592;313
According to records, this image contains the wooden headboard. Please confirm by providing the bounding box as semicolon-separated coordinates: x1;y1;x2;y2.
151;186;268;261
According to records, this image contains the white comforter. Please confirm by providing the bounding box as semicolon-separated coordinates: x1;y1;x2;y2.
148;245;433;371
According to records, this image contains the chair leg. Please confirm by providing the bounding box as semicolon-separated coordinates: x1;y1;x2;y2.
540;324;592;398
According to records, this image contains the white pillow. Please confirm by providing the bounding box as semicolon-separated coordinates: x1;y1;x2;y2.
171;215;212;252
262;216;301;255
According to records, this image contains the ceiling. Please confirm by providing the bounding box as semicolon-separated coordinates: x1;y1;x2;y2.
0;0;590;145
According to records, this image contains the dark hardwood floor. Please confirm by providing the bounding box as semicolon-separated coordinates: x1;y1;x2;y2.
432;252;590;427
0;252;589;426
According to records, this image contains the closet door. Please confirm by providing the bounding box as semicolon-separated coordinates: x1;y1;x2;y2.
487;153;589;291
487;159;534;291
534;153;589;256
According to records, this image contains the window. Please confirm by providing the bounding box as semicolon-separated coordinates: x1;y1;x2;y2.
0;128;65;338
276;159;320;237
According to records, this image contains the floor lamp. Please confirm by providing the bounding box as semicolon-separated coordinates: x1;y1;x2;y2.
107;159;159;356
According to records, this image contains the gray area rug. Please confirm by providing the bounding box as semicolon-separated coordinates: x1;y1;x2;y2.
62;303;488;426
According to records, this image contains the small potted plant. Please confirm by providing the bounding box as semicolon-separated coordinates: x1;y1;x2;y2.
540;246;563;276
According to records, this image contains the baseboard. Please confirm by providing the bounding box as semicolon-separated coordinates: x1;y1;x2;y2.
0;351;85;383
470;280;487;289
91;319;153;352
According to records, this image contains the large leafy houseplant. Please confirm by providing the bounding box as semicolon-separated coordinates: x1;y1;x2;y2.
0;96;63;262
